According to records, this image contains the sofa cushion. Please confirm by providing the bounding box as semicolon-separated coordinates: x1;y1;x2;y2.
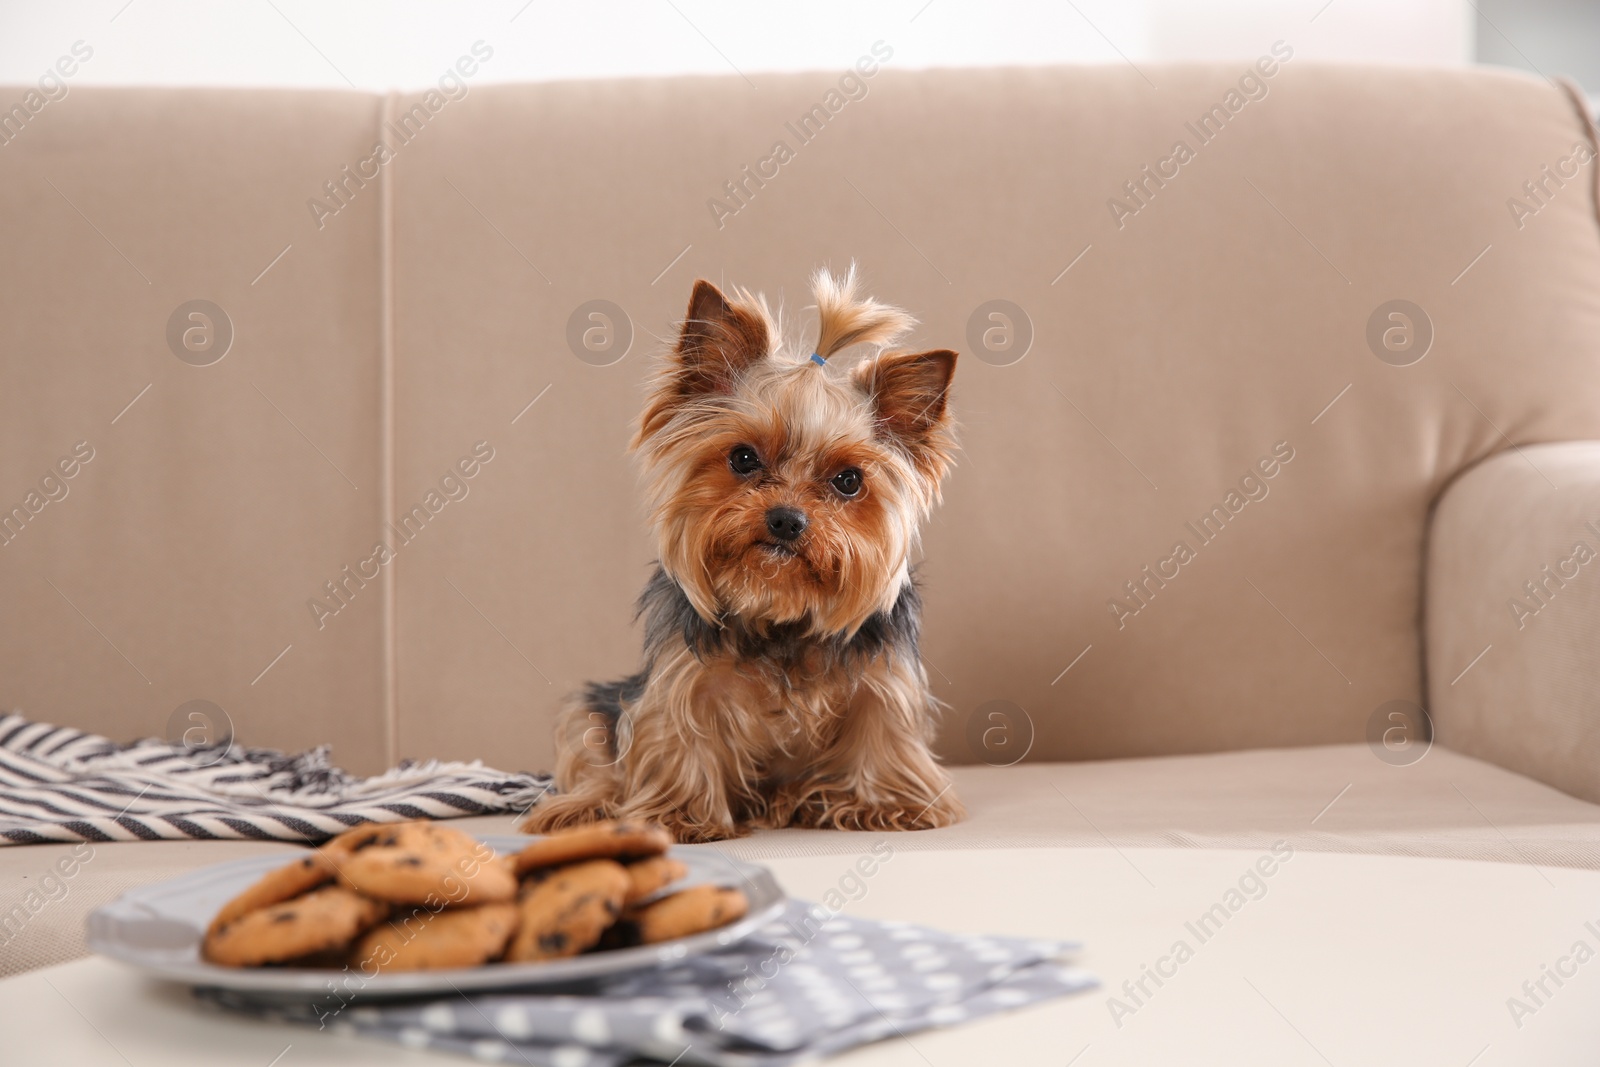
0;88;391;773
720;743;1600;866
6;743;1596;978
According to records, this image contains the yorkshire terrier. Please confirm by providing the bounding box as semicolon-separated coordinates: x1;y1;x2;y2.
524;267;964;842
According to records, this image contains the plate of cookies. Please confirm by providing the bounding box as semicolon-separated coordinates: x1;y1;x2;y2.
86;820;785;997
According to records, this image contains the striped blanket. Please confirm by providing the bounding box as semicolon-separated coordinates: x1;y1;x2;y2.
0;714;553;846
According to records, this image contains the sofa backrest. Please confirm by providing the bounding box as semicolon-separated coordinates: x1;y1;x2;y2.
4;60;1599;775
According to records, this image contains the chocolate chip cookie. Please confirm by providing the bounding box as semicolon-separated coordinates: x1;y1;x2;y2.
606;884;749;947
511;820;672;875
206;851;337;939
622;855;688;904
324;821;516;906
504;858;630;962
353;901;519;971
203;885;389;967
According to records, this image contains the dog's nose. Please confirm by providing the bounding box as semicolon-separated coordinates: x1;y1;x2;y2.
765;506;808;542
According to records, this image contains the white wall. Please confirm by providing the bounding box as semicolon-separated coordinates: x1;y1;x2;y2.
0;0;1474;91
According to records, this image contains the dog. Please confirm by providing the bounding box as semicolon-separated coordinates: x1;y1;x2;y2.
523;267;964;842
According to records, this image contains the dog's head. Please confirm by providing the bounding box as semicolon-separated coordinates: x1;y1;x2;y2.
634;267;957;637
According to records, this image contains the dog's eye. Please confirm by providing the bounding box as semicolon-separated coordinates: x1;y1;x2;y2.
831;468;863;497
728;445;762;475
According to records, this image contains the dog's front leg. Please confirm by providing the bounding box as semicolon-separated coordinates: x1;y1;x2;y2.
614;738;744;842
790;658;965;832
607;655;760;842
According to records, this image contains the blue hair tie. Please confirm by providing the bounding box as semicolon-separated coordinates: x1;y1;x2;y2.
809;352;826;367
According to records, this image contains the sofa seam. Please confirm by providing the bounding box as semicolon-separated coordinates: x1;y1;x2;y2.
379;89;399;768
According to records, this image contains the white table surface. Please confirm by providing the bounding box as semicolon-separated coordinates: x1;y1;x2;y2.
3;846;1597;1065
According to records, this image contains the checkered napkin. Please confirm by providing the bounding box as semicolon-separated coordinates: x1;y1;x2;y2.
199;900;1096;1065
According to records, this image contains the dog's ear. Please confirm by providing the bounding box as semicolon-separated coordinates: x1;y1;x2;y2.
679;280;769;381
857;348;957;445
639;280;772;440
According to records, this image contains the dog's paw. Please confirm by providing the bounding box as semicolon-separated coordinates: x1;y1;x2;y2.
899;787;966;830
797;787;965;832
646;811;746;844
520;794;609;834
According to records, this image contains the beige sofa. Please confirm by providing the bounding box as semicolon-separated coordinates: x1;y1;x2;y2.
5;57;1600;1059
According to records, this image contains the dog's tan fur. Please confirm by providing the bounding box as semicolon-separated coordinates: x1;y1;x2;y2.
524;267;964;842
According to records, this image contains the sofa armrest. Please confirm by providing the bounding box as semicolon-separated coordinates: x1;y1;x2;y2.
1427;442;1600;802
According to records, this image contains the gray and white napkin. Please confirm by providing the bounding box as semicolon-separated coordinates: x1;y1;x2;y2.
201;900;1096;1065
